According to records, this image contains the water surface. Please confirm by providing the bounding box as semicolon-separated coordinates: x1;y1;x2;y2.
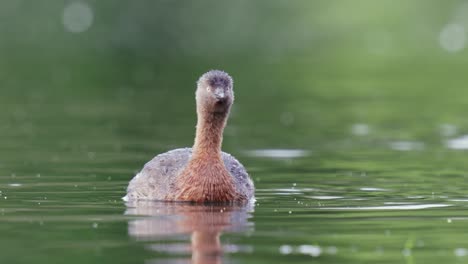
2;1;468;263
2;85;468;264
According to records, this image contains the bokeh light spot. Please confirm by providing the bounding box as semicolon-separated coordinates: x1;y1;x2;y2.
439;23;466;52
62;2;94;33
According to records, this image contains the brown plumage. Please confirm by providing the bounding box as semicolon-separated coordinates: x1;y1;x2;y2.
125;70;254;203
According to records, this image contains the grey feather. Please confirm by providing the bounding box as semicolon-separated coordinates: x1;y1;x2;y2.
125;148;254;201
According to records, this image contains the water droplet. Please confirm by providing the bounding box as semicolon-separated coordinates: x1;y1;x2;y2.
389;141;425;151
298;245;322;257
279;245;293;255
351;123;370;136
446;135;468;149
455;248;468;257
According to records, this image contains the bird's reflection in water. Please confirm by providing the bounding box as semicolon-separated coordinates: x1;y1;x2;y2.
125;201;254;264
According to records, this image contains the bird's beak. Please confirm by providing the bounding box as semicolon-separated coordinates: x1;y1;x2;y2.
214;88;225;101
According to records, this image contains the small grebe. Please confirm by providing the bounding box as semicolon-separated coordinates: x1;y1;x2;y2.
125;70;254;203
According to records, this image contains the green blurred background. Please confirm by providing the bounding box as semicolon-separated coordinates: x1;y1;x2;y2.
2;1;468;263
2;0;468;152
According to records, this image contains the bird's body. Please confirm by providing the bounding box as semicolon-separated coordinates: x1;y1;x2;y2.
125;70;254;203
125;148;254;201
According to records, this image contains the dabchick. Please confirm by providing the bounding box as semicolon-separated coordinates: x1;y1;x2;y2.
125;70;254;203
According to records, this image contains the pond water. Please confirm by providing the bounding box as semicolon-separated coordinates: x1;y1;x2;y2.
2;1;468;263
2;59;468;264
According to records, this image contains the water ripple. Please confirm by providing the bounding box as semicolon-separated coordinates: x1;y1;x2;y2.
320;204;451;210
245;149;310;159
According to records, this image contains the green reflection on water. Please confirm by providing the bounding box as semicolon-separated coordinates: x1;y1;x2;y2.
2;1;468;263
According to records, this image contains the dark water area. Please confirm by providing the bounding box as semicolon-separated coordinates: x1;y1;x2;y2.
2;1;468;263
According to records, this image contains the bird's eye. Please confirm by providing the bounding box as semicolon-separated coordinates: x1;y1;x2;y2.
206;87;211;92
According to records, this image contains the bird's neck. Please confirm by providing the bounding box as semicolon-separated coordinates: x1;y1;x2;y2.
192;110;228;159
